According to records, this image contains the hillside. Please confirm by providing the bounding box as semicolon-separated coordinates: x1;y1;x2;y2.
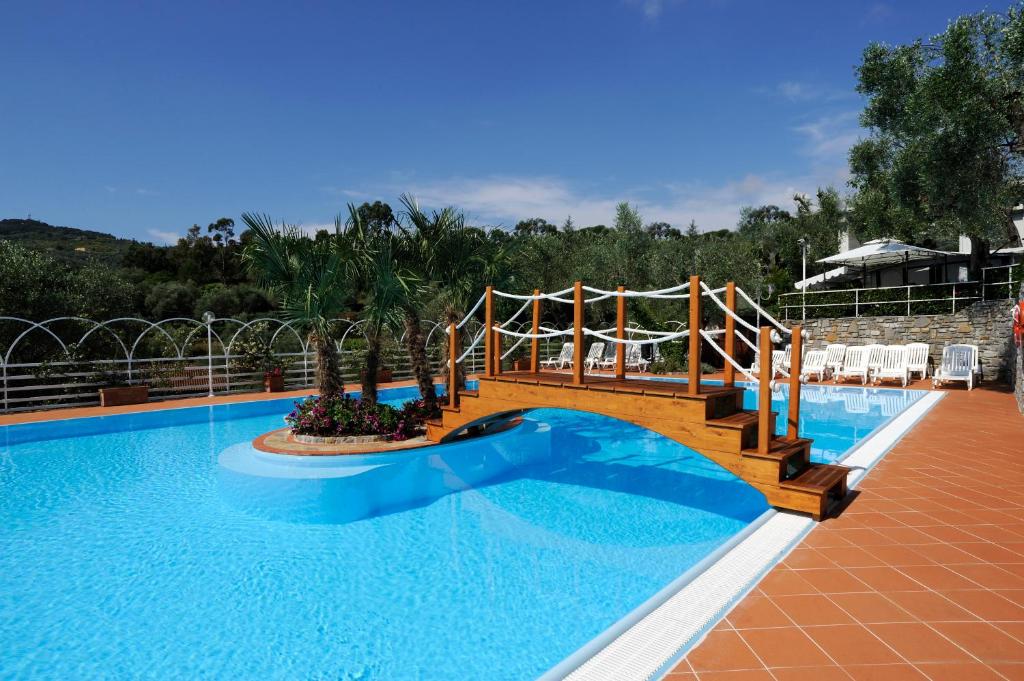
0;218;140;267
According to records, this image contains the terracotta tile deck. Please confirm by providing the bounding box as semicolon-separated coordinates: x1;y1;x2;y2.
673;384;1024;681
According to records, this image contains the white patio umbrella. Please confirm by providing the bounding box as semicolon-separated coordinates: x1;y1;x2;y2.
816;238;951;286
817;238;949;267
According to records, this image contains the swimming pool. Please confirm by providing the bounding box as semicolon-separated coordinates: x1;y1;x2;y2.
0;382;923;679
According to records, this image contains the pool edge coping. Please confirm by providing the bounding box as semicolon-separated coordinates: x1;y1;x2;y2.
548;389;946;681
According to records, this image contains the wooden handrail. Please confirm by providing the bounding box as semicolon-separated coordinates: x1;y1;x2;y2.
484;286;494;377
723;281;736;388
688;275;701;395
758;326;772;455
615;285;626;379
448;323;459;408
530;289;541;373
572;281;584;385
787;325;803;440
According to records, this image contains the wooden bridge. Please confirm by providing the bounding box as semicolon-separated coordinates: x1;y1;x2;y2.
426;277;850;521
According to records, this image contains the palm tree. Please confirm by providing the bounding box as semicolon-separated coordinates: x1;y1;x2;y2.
398;195;516;392
241;213;351;397
342;206;417;405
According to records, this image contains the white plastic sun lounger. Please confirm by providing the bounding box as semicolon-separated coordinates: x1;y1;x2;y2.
874;345;909;387
932;344;978;390
624;343;649;372
540;342;574;370
750;350;785;377
597;342;618;370
905;342;930;380
835;346;872;385
864;344;886;382
800;349;828;382
781;343;793;370
583;342;605;372
822;344;847;380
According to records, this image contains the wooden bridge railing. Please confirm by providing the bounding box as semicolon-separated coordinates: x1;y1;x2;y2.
473;278;801;451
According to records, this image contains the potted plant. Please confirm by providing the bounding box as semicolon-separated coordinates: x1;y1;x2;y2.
263;366;286;392
510;350;530;371
360;366;393;384
98;381;150;407
231;328;290;393
33;344;153;407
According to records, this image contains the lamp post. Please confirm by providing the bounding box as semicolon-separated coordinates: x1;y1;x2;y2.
798;237;808;322
202;311;216;397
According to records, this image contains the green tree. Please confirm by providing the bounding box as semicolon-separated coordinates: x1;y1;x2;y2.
848;5;1024;274
241;213;352;397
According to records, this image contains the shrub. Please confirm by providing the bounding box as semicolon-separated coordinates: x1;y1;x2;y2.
286;395;431;441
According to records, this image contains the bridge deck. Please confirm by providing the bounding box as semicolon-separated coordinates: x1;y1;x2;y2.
432;370;850;520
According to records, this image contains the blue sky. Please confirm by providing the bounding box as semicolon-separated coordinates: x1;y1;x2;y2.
0;0;996;243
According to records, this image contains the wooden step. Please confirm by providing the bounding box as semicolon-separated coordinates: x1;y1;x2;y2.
742;437;812;462
458;389;479;398
707;411;759;430
781;463;849;493
780;463;850;521
741;437;811;485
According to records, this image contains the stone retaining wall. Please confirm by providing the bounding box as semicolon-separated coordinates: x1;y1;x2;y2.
800;300;1015;383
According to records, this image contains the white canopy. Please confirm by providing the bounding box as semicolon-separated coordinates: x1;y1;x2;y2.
817;238;950;267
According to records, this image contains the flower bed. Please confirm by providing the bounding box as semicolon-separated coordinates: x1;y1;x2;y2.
285;394;434;442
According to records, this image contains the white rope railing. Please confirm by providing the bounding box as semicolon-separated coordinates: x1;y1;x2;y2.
583;327;690;345
735;286;792;336
699;281;761;336
455;292;486;329
493;326;574;339
699;329;761;385
500;335;529;360
502;299;534;327
455;327;487;364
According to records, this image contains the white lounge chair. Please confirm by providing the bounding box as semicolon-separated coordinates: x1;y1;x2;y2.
540;342;574;370
583;342;605;372
865;344;886;382
835;346;872;385
874;345;909;387
750;350;785;377
801;349;828;382
624;343;649;372
932;344;978;390
781;343;793;371
597;343;618;370
822;344;847;380
906;342;930;380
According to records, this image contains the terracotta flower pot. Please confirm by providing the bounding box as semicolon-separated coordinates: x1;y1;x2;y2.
98;385;149;407
264;374;285;393
360;368;393;384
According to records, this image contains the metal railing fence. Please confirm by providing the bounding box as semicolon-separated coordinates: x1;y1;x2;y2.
0;316;488;414
780;264;1019;320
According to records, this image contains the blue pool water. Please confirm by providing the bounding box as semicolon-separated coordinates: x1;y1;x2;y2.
0;382;921;679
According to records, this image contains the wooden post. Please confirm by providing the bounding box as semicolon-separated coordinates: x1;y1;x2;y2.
723;281;736;388
787;326;803;441
448;323;459;408
484;286;494;377
758;326;772;455
493;321;502;376
615;285;626;379
688;275;701;395
530;289;541;373
572;280;585;385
